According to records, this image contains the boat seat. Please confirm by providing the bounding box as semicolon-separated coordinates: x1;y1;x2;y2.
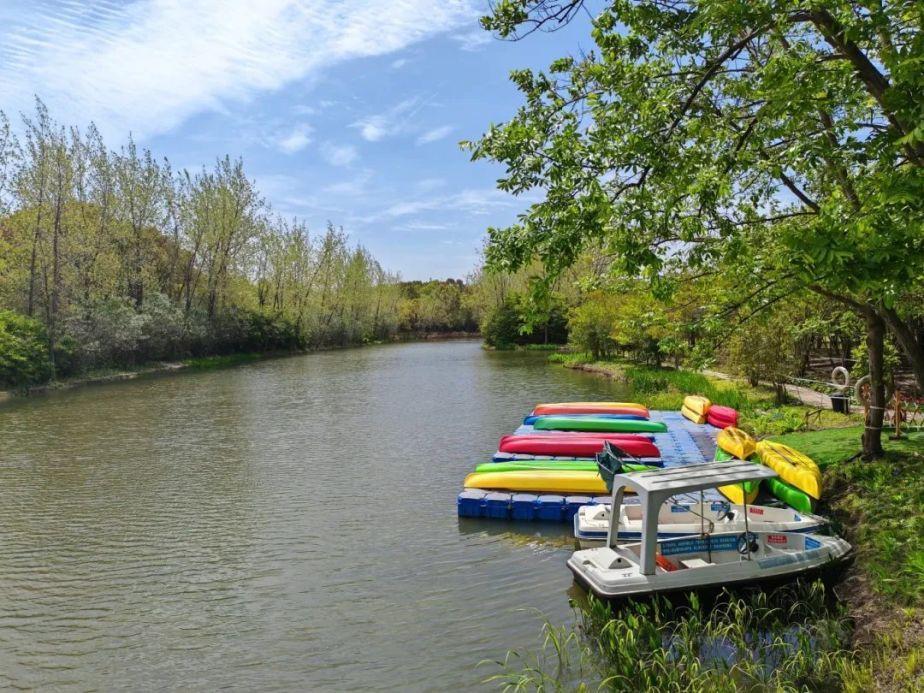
655;554;679;572
679;558;713;569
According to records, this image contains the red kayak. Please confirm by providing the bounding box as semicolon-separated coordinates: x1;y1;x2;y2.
707;405;739;428
498;434;660;459
532;404;650;418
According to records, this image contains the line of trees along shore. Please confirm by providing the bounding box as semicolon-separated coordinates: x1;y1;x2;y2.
0;101;476;389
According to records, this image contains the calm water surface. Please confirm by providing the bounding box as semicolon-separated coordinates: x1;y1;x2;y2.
0;340;632;690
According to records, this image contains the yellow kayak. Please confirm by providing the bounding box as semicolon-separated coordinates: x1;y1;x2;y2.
717;427;756;460
463;470;615;495
683;395;711;416
755;440;822;499
681;404;707;424
533;402;649;416
718;480;760;505
714;446;759;503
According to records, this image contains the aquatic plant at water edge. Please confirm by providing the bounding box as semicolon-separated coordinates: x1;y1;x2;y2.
484;581;855;691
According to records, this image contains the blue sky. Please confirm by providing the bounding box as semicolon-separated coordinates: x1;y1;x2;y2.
0;1;595;280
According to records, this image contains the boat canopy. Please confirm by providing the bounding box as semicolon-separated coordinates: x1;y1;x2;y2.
607;461;778;575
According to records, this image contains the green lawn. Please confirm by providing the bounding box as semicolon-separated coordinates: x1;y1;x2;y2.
772;427;923;607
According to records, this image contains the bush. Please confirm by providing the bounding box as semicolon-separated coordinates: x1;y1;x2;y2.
0;309;54;388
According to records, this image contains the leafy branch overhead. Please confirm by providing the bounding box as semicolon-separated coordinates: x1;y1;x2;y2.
466;0;924;411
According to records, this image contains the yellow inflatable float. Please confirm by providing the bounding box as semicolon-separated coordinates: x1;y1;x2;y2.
717;427;757;460
463;470;616;495
755;440;822;499
681;395;710;424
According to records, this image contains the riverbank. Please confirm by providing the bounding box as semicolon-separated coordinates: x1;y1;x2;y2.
535;354;924;690
0;333;483;404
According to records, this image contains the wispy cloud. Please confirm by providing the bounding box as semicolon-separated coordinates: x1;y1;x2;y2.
322;169;374;195
415;177;446;191
416;125;453;145
364;188;521;222
0;0;476;140
352;97;426;142
391;58;409;69
321;142;359;167
453;29;493;52
275;124;313;153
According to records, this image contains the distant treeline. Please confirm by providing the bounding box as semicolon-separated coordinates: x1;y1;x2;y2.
0;102;477;389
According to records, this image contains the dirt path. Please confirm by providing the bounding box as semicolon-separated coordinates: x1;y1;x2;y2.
702;369;833;408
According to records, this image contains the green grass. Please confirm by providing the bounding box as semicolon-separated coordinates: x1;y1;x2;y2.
550;355;868;437
772;427;923;606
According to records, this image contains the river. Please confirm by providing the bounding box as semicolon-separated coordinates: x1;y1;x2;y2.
0;340;633;690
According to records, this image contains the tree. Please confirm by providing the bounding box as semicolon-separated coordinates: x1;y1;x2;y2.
468;1;924;458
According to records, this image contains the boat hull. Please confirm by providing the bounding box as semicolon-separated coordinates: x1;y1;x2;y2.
573;503;827;548
567;533;851;600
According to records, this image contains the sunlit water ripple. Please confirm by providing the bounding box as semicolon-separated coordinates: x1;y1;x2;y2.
0;340;632;690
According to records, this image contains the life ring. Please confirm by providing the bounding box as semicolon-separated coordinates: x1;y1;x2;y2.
855;375;894;406
831;366;850;392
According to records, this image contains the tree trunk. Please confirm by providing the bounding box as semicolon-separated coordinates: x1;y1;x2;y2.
862;308;886;460
879;304;924;395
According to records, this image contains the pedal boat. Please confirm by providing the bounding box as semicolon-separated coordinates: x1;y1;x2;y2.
573;499;827;548
567;462;851;600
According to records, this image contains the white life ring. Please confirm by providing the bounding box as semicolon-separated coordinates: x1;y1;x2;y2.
831;366;850;392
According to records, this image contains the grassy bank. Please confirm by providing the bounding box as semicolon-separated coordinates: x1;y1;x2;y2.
487;357;923;690
551;354;862;436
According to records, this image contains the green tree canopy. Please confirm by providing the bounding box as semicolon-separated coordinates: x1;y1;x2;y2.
468;0;924;455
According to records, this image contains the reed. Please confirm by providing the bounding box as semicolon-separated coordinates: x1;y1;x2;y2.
484;581;856;692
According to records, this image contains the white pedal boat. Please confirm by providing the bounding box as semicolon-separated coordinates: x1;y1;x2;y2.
574;500;827;548
567;461;851;600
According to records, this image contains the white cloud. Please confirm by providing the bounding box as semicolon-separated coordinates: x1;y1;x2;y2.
321;142;359;167
391;58;409;69
275;124;313;153
365;188;520;222
415;177;446;191
453;29;493;51
0;0;476;140
352;97;425;142
322;169;374;195
416;124;453;145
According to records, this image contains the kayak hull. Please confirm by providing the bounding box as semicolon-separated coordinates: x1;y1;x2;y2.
498;434;660;459
534;416;668;434
463;470;612;494
756;441;822;499
533;402;649;417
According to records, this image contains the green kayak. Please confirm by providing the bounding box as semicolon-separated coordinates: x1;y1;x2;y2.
533;416;667;433
475;460;651;474
764;476;815;514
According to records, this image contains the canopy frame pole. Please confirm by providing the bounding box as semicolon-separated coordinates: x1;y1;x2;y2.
606;485;625;549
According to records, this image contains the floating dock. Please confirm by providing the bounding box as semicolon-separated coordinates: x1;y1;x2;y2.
458;411;724;523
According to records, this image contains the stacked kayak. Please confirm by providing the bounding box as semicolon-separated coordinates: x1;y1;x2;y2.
459;401;662;521
681;395;710;424
707;404;739;428
457;399;827;530
712;426;819;513
679;394;741;429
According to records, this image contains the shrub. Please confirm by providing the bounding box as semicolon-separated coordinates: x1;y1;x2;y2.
0;309;54;388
